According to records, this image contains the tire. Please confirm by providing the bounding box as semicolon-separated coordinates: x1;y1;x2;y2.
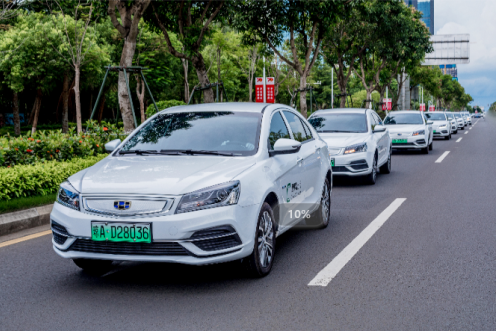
422;145;429;154
429;140;433;150
364;155;377;185
445;135;450;140
245;202;276;278
454;129;458;134
461;126;464;130
308;177;331;229
73;259;113;275
379;148;391;174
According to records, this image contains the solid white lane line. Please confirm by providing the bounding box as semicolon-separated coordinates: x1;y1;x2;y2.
435;151;450;163
465;131;468;135
308;198;407;287
456;137;462;142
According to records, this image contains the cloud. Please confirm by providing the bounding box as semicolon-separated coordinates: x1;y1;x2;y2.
434;0;496;104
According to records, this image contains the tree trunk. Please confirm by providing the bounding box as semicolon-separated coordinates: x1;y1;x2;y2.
299;76;308;118
13;91;20;135
118;40;138;133
74;64;83;134
181;58;190;103
365;89;373;109
191;53;214;103
31;89;43;135
135;75;146;123
97;94;107;124
61;73;70;133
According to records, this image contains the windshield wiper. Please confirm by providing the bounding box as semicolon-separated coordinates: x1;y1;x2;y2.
119;149;161;155
161;149;241;156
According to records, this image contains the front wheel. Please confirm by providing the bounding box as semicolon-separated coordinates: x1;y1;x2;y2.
379;149;392;174
73;259;113;275
445;135;450;140
245;202;276;278
364;155;377;185
429;140;433;150
308;177;331;229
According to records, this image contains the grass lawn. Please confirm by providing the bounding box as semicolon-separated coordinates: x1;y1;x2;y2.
0;193;57;214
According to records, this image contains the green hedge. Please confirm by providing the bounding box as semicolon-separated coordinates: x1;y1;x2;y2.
0;154;107;200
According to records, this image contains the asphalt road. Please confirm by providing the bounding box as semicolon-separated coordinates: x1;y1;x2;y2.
1;114;495;330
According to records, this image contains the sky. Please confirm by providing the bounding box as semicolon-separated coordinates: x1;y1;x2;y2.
434;0;496;109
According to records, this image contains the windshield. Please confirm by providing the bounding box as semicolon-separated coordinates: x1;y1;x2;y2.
119;111;261;156
384;113;424;125
308;113;367;133
424;113;446;121
446;113;454;119
454;113;461;118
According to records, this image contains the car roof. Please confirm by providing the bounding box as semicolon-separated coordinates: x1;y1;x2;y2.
158;102;280;114
310;108;369;116
386;110;423;115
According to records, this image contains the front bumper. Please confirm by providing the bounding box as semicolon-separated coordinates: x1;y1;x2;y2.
330;151;373;176
433;128;449;137
50;202;260;265
390;135;428;149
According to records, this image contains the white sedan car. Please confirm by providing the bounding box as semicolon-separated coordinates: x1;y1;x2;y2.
453;113;465;130
384;111;433;154
445;112;458;134
50;103;332;277
462;111;472;125
424;112;451;140
308;108;391;185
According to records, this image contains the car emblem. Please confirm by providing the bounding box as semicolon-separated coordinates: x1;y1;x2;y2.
114;201;131;210
397;133;402;136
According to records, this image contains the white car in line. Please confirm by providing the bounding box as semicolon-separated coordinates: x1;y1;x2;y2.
50;103;332;277
462;111;472;125
453;112;465;130
308;108;391;185
384;111;433;154
424;112;451;140
445;112;458;134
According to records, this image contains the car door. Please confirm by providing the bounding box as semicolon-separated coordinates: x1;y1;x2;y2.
281;110;321;213
370;111;385;165
267;110;305;229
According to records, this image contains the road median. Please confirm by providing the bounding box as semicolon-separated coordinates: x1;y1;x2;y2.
0;204;53;237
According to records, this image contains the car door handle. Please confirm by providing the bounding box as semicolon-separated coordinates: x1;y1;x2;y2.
296;156;303;163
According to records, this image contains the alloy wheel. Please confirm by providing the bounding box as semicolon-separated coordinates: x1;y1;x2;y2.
257;211;274;268
321;181;330;225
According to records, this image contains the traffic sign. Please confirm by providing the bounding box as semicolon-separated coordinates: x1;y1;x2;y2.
266;77;275;103
255;77;275;103
429;105;435;112
382;98;392;111
255;77;264;103
419;103;426;111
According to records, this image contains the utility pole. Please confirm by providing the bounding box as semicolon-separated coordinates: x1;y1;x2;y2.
331;69;334;109
263;56;266;103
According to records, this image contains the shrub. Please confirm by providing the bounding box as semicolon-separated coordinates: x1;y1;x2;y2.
0;120;126;167
146;100;186;118
0;154;107;200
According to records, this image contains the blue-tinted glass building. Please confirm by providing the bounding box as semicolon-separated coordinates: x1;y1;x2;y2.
404;0;434;35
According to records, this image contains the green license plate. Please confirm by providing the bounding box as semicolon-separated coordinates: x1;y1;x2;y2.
91;222;151;243
331;158;335;167
433;130;437;133
392;139;408;143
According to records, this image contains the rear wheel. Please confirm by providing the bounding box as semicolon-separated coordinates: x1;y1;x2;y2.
308;177;331;229
73;259;113;275
379;149;392;174
245;203;276;278
364;155;377;185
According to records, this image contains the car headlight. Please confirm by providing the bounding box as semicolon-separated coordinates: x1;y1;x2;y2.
439;124;447;128
175;181;241;214
57;180;80;211
344;143;367;154
412;130;425;136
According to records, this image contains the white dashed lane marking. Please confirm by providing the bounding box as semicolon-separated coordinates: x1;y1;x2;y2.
436;151;450;163
465;131;468;135
308;198;407;287
456;137;463;142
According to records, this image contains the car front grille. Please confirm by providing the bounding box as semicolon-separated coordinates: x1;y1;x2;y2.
393;142;416;146
67;239;190;256
52;232;67;245
332;166;351;172
51;221;69;235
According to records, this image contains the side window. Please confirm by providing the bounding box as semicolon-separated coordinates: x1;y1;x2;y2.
268;111;290;150
373;112;383;125
283;111;309;143
300;119;313;140
369;113;378;131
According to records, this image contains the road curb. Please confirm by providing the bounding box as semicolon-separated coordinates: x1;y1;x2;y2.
0;204;53;237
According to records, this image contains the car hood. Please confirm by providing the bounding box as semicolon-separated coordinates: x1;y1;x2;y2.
69;155;255;195
385;125;425;134
318;133;369;148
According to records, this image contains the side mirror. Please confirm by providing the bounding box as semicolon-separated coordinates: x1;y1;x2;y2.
373;125;387;133
105;139;122;153
270;138;301;156
427;120;434;125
